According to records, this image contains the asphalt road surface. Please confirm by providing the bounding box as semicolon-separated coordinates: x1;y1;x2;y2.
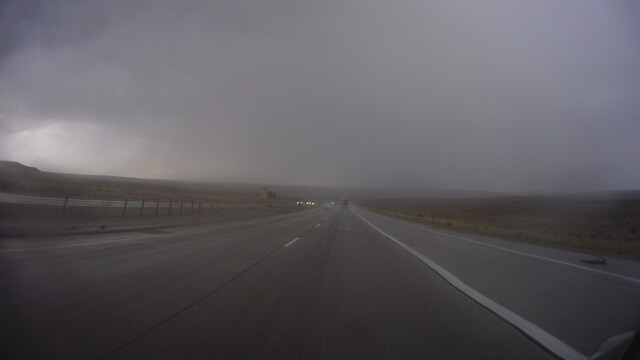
2;207;639;359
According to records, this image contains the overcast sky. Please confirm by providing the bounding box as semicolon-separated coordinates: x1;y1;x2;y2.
1;0;639;192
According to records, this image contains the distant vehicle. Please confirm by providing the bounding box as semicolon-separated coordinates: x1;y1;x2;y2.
341;198;350;208
322;202;331;209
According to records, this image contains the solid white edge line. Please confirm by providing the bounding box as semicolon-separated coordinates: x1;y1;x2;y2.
284;237;300;247
364;210;640;285
353;210;587;360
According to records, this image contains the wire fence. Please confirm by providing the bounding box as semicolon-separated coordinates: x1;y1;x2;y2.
0;192;260;217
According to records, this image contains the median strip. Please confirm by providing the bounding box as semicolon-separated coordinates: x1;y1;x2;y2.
353;210;587;360
0;235;158;253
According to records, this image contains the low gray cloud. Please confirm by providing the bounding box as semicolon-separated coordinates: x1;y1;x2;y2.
1;0;639;192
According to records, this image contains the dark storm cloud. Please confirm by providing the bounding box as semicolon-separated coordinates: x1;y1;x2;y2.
1;0;639;191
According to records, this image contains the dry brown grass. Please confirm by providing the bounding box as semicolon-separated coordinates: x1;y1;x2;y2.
0;162;307;220
1;176;261;203
362;195;640;258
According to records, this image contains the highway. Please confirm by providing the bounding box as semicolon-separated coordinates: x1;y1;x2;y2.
1;207;639;359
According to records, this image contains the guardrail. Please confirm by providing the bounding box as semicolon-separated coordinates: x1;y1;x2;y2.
0;192;260;216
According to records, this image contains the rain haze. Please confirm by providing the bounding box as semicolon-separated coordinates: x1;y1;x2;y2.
3;3;640;359
1;0;639;192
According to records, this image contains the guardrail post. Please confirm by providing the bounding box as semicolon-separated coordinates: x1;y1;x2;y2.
140;199;145;216
62;196;69;215
155;200;160;216
198;202;202;214
123;199;128;216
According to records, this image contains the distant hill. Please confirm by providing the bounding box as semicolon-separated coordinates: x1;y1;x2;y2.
0;161;43;179
0;161;266;202
1;160;637;202
268;183;501;201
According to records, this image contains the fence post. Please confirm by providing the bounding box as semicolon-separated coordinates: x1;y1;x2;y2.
155;200;160;216
62;196;69;215
123;199;128;216
168;201;172;215
140;199;145;216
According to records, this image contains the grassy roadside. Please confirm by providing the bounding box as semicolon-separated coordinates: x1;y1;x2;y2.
361;197;640;259
0;161;312;228
0;161;277;204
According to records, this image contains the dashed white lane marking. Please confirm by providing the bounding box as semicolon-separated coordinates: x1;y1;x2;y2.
284;237;300;247
366;211;640;285
353;211;587;360
315;224;320;228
